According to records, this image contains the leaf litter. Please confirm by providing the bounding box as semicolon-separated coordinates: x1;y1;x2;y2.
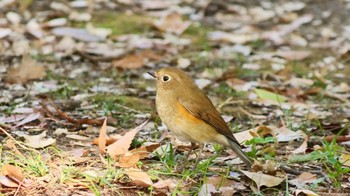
0;0;350;195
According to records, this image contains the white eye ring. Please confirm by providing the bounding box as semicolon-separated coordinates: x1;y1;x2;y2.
162;75;170;82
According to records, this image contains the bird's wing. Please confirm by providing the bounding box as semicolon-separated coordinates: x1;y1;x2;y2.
178;95;240;144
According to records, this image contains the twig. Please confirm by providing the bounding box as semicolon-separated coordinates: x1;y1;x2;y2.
0;127;31;151
280;165;302;175
13;180;23;196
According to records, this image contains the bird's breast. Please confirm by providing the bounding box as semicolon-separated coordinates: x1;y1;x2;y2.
156;93;227;145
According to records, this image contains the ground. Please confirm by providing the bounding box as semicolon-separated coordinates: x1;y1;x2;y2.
1;0;350;195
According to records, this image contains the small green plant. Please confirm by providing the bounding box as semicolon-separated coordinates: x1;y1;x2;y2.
245;137;277;159
318;139;350;188
154;143;177;172
49;86;75;99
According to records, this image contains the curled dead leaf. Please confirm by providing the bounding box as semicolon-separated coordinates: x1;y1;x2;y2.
153;12;191;35
118;153;141;168
6;55;46;84
1;164;24;183
241;170;284;191
106;120;148;159
129;143;160;159
98;118;107;154
0;175;19;188
125;168;153;187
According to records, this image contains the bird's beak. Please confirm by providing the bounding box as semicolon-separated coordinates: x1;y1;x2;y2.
147;71;156;79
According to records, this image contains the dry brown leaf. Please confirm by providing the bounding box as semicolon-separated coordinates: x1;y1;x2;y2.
1;164;24;183
152;179;175;189
208;31;259;44
5;139;23;156
275;50;311;61
295;189;318;196
198;183;218;195
292;132;308;154
118;153;141;168
125;168;153;187
113;54;145;69
339;154;350;167
153;12;191;35
199;175;239;196
23;131;56;148
0;175;19;188
98;118;107;155
112;50;160;70
241;170;284;191
129;143;160;159
6;55;46;84
292;172;317;184
106;120;148;159
93;137;117;146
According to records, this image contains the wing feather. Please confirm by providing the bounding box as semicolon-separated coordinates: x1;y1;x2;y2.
178;96;240;144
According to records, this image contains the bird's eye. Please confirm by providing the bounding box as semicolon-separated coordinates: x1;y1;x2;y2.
162;75;170;82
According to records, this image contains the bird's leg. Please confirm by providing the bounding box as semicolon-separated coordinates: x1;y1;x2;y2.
177;142;196;171
184;142;196;164
193;143;205;169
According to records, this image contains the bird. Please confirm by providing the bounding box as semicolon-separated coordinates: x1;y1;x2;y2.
148;67;252;167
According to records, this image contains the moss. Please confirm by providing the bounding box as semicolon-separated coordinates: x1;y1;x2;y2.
183;23;213;51
91;12;153;35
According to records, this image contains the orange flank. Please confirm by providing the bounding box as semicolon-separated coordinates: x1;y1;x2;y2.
176;100;203;124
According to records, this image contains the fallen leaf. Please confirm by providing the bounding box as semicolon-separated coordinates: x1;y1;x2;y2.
275;128;305;142
208;31;259;44
1;164;24;183
195;78;211;89
339;154;350;167
295;189;318;196
129;143;160;159
107;120;148;159
65;134;90;141
198;183;218;196
153;12;191;35
0;114;26;124
22;131;56;148
0;175;19;188
26;19;44;39
98;118;107;155
254;89;287;103
118;153;141;168
125;168;153;187
290;172;317;185
113;54;145;69
14;112;41;127
241;170;284;191
0;28;12;39
113;50;160;70
6;55;46;84
292;132;308;154
275;51;311;61
52;27;102;42
93;137;117;146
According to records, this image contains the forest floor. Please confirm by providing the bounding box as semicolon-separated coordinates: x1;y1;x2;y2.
1;0;350;195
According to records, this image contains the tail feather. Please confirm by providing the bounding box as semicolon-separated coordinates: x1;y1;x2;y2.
228;140;252;167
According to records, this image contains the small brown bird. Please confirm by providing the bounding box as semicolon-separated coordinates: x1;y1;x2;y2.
148;67;252;166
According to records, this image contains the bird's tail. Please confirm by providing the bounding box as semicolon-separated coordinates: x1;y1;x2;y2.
228;139;253;167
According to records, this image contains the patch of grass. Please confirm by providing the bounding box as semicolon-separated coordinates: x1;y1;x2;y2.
183;23;213;51
289;137;349;188
4;149;50;177
288;62;310;77
245;137;277;159
152;142;232;195
91;12;153;35
319;139;350;188
48;86;76;100
213;83;247;98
